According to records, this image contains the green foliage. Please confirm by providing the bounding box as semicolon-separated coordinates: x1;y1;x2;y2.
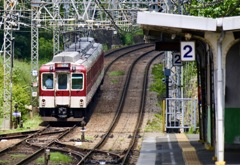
145;113;162;132
186;126;199;134
119;28;144;45
0;160;9;164
22;115;42;128
135;28;144;35
0;57;31;119
103;44;109;51
182;62;197;98
0;30;31;60
188;0;240;17
14;32;31;59
39;37;53;60
12;85;31;118
111;79;118;84
108;71;125;84
0;115;42;134
123;33;133;45
12;60;31;84
36;152;73;164
150;63;166;99
10;154;26;159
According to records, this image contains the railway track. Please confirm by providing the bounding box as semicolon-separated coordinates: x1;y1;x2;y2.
120;51;164;164
0;43;162;164
0;130;39;140
0;126;82;164
74;44;163;164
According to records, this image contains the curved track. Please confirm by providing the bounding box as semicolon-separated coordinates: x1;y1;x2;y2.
73;44;164;164
0;43;163;165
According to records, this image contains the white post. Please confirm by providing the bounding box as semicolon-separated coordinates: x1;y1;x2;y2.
194;99;197;131
216;31;225;165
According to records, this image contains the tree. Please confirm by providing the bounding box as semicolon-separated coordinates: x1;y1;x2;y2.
39;37;53;60
185;0;240;17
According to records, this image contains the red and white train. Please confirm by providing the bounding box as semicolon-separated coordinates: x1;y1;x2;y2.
38;37;104;122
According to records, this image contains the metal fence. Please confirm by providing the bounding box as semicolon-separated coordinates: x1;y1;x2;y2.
165;98;198;133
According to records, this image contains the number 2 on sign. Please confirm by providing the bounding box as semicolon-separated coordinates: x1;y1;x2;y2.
181;41;195;61
183;45;192;58
173;53;182;66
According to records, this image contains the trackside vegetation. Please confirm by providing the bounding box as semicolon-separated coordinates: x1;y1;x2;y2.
144;63;165;132
0;58;32;120
149;63;166;100
36;152;73;164
144;113;163;132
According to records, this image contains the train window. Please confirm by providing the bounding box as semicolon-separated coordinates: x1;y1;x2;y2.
42;73;53;89
58;73;68;90
72;74;83;90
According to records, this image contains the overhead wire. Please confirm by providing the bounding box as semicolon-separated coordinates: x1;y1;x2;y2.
94;0;123;32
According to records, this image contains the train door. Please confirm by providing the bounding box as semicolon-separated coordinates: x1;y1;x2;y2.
55;73;70;106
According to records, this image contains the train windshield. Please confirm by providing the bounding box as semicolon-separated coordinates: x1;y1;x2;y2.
72;74;83;90
42;73;53;89
57;73;68;90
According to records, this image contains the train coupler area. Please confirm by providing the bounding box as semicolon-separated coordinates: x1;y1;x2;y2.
39;107;85;122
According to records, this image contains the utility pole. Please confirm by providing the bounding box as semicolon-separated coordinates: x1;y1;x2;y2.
2;0;18;129
31;3;40;110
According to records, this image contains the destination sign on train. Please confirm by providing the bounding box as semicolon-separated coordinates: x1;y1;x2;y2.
55;63;70;68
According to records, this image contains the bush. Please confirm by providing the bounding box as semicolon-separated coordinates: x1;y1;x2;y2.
150;63;166;100
145;113;162;132
0;57;31;120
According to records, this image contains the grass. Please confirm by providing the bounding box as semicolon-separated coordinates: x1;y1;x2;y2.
111;79;118;84
108;71;125;84
84;135;94;141
0;160;10;164
0;118;3;127
10;154;26;159
74;135;94;141
108;71;125;76
186;126;199;134
144;113;163;132
23;115;42;129
36;152;73;164
0;115;42;134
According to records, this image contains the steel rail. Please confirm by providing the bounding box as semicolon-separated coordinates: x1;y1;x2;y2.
16;125;77;164
104;44;154;76
0;130;39;140
77;45;155;164
104;43;153;57
0;125;50;155
121;52;164;164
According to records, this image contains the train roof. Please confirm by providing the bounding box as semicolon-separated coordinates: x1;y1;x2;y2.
42;37;103;70
52;51;82;63
66;37;94;53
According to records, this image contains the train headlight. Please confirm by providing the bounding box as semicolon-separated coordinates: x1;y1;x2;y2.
42;99;46;107
80;99;84;107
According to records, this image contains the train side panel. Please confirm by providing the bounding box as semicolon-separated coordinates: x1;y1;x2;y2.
86;51;104;106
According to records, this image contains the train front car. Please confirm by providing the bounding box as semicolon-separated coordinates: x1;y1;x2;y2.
38;37;104;122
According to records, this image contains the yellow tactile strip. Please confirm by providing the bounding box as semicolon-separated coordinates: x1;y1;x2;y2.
175;134;202;165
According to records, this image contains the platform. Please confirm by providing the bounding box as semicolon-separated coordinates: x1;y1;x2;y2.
137;133;240;165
